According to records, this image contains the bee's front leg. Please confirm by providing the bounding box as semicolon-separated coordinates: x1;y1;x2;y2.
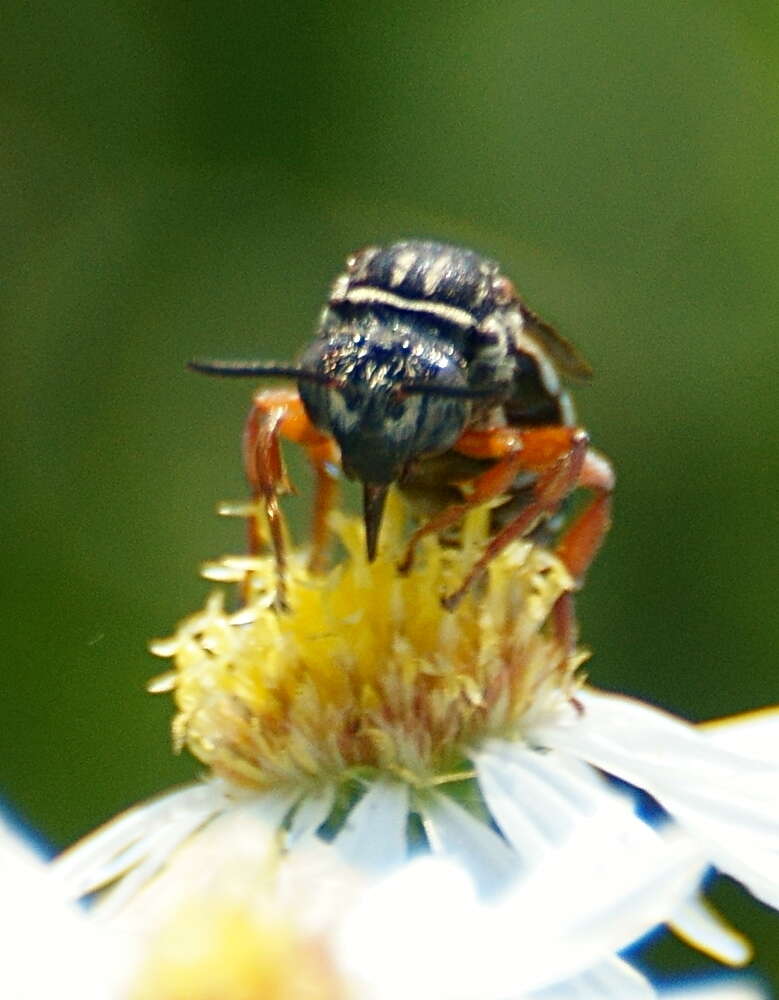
243;389;339;608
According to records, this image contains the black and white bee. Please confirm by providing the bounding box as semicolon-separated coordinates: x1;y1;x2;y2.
190;240;613;635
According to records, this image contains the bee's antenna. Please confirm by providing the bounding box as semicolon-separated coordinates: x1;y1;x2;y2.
187;359;340;388
399;381;503;400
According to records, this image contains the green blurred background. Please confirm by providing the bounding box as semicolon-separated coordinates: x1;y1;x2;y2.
3;0;777;987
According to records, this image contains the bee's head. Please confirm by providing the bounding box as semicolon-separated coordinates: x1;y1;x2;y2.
297;326;477;558
298;331;472;480
188;321;499;560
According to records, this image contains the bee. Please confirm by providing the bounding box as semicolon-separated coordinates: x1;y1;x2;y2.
190;240;613;645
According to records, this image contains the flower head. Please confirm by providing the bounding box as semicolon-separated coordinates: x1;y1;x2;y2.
150;493;578;789
57;492;779;979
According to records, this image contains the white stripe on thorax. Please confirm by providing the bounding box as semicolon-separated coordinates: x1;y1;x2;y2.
341;285;477;328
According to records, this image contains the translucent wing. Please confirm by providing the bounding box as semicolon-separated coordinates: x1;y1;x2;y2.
519;305;594;382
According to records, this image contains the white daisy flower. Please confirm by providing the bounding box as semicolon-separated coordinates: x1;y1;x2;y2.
81;798;710;1000
55;495;779;973
3;810;766;1000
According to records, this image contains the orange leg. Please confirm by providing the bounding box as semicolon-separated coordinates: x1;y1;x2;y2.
398;434;530;575
441;426;591;609
243;389;339;607
400;425;586;575
400;424;613;649
555;448;614;583
548;448;614;651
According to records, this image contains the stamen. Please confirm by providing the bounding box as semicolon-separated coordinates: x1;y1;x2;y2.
151;492;579;790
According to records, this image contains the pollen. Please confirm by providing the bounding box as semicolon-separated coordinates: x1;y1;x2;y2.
128;903;347;1000
150;492;582;790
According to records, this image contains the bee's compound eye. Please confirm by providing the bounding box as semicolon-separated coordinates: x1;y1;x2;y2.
493;275;518;305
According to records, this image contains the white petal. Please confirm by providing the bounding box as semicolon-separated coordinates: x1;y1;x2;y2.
81;808;209;909
331;778;409;872
334;856;484;1000
109;796;305;935
286;784;336;847
275;840;367;935
667;820;779;911
99;787;299;915
488;824;706;992
669;897;752;966
473;750;549;863
53;780;232;899
338;808;704;1000
338;858;658;1000
701;707;779;762
530;957;655;1000
1;820;124;1000
416;787;520;894
474;739;621;862
532;688;779;909
661;976;771;999
53;781;302;917
541;689;777;789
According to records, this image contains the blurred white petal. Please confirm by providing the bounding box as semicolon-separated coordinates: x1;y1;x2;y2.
702;707;779;762
0;819;124;1000
285;784;335;847
53;781;299;912
531;958;655;1000
485;820;706;991
660;977;771;999
54;780;233;897
338;804;707;1000
668;897;752;966
416;787;520;893
474;739;622;860
331;778;409;872
531;688;779;908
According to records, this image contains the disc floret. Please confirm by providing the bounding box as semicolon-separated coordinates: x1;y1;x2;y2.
151;493;581;791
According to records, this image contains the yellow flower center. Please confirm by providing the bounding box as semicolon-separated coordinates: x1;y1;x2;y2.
129;902;349;1000
151;492;581;790
124;821;354;1000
